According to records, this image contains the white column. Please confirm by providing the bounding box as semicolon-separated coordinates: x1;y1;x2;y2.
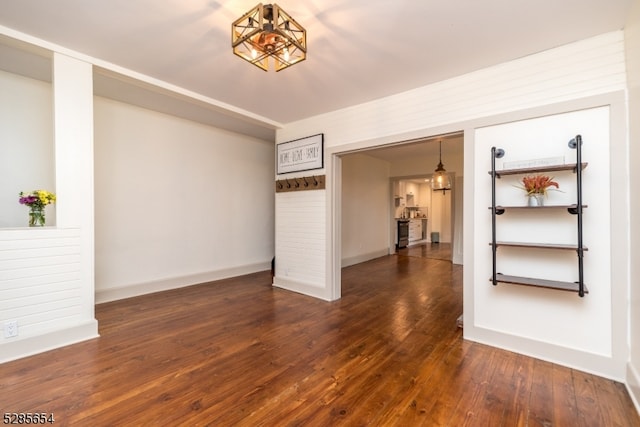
53;52;96;321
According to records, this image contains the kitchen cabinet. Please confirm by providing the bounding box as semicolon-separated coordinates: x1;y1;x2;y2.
405;181;419;207
408;219;423;242
394;181;406;199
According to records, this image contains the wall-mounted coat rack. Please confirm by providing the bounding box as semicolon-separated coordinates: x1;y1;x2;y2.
275;175;325;193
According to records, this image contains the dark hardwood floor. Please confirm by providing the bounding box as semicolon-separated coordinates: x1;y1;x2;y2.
397;242;452;261
1;255;638;426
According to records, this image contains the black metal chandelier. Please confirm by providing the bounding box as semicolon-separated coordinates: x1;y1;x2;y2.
232;3;307;72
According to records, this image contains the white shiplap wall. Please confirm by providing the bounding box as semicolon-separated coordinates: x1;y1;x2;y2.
278;32;626;147
274;31;629;378
0;228;83;336
275;31;626;298
273;189;327;299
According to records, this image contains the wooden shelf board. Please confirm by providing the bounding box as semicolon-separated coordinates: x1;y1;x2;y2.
491;274;588;293
493;204;587;210
491;242;588;251
490;162;588;177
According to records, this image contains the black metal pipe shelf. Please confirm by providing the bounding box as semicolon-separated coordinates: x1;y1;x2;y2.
490;274;589;294
489;135;587;297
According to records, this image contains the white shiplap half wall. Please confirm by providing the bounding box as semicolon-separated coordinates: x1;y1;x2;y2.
0;228;82;324
273;189;327;299
0;228;97;362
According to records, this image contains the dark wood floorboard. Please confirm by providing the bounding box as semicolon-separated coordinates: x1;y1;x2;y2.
397;242;452;261
1;254;638;426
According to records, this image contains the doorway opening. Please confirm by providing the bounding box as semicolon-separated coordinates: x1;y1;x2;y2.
335;131;464;296
391;175;454;262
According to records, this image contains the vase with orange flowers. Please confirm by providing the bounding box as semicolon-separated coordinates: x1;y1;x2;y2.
519;175;560;206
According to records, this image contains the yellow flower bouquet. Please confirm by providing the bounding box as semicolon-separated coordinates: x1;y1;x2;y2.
19;190;56;226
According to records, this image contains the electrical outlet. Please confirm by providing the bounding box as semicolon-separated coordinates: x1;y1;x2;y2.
4;320;18;338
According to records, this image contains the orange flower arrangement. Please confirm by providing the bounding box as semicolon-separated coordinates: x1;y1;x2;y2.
520;175;560;196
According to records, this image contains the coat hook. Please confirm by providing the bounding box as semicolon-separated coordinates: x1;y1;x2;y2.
286;179;291;188
303;176;309;187
312;175;318;186
294;178;300;188
277;181;283;189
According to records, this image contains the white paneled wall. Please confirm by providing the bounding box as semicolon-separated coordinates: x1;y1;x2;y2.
279;32;626;147
0;228;83;335
273;190;327;299
277;31;626;300
274;31;629;379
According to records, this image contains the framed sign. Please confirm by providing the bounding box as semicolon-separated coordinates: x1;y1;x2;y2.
277;134;324;174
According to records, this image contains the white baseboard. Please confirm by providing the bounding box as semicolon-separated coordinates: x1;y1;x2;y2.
465;325;626;381
95;262;270;303
0;320;99;364
341;249;389;268
628;362;640;414
272;276;333;301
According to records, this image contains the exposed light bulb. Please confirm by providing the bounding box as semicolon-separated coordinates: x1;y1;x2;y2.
251;49;258;59
283;47;290;61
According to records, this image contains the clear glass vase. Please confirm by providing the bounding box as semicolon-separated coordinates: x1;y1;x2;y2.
29;206;45;227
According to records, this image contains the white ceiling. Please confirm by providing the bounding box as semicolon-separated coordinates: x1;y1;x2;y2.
0;0;633;129
357;132;463;164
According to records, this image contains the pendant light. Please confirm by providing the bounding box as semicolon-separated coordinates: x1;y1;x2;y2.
431;140;451;194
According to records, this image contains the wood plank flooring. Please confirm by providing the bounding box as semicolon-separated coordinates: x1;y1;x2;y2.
397;242;452;261
1;255;638;426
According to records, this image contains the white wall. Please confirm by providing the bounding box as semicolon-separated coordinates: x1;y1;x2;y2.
341;153;390;267
430;189;452;243
1;54;98;363
278;32;626;149
274;31;629;379
0;41;277;361
625;0;640;410
0;70;55;227
452;176;464;264
472;107;623;377
94;97;275;302
274;188;328;299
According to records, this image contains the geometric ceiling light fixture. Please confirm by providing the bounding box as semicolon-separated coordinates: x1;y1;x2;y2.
232;3;307;72
431;140;452;194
